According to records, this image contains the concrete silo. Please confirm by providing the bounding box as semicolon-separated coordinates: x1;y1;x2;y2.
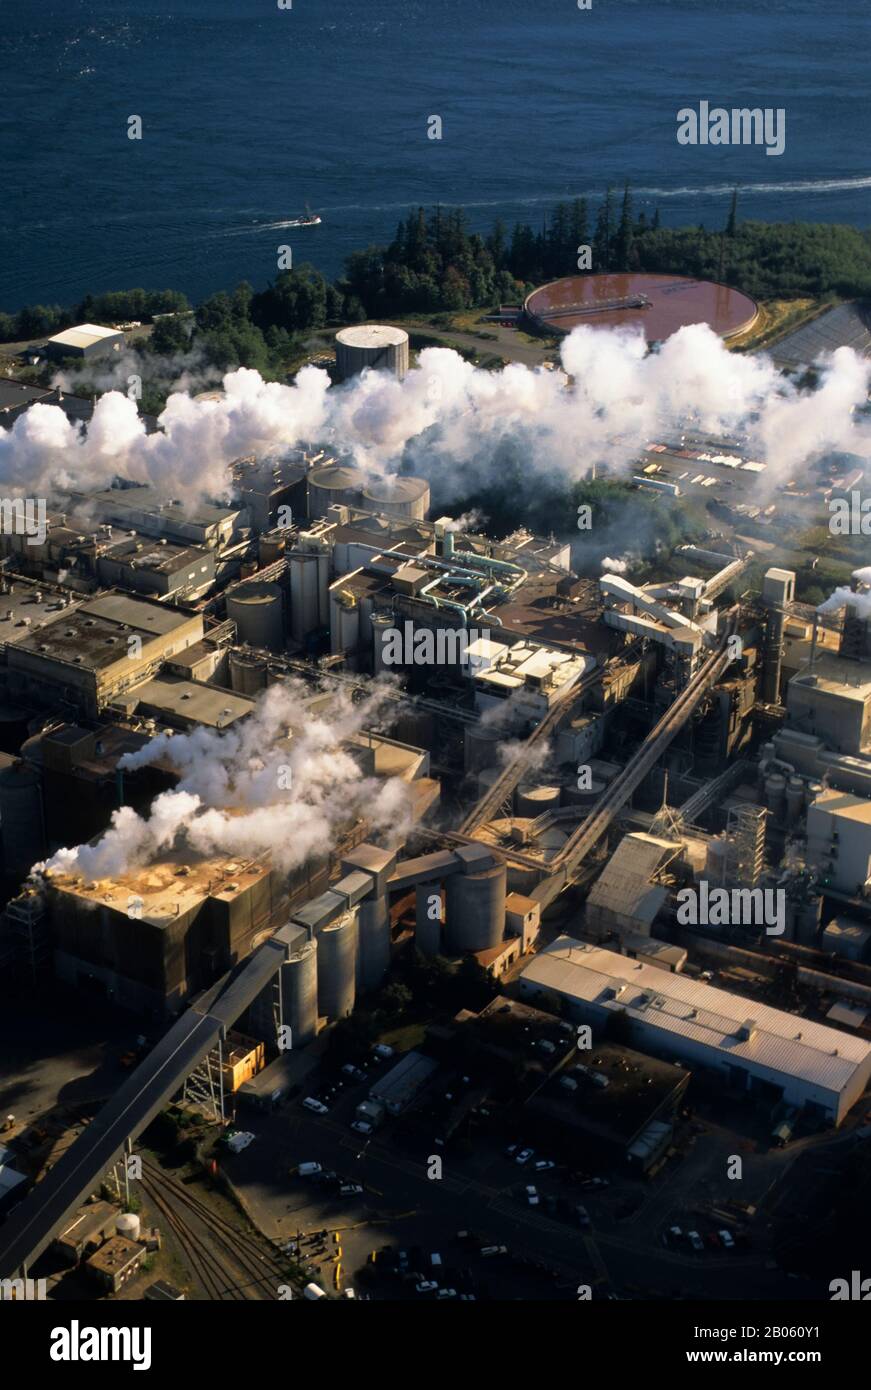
307;463;365;521
445;860;506;954
282;937;319;1048
335;325;409;383
226;581;285;651
0;755;45;878
317;911;358;1019
357;895;390;992
362;475;430;521
415;882;443;958
515;785;561;818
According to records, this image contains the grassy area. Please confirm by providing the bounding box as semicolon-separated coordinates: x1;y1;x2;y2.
731;296;826;353
378;1022;428;1052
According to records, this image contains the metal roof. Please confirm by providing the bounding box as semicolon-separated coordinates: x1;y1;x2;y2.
522;937;871;1095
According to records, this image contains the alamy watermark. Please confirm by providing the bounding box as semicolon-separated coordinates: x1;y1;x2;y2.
676;102;786;157
0;497;47;546
676;884;785;936
829;492;871;536
380;622;491;667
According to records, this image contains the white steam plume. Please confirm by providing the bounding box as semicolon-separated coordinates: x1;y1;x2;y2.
601;556;629;573
37;679;412;880
1;323;870;507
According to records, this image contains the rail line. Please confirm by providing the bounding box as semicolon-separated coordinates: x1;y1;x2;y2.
141;1159;292;1301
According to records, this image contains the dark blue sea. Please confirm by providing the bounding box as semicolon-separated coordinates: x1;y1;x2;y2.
1;0;869;312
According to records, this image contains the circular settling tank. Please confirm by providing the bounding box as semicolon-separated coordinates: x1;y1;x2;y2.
524;273;758;343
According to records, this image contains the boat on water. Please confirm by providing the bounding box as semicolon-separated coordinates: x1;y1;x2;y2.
286;203;321;228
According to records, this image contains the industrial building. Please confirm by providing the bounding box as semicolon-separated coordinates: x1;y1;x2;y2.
45;323;125;360
519;937;871;1126
368;1050;439;1114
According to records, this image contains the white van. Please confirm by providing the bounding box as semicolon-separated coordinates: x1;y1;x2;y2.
303;1283;327;1300
297;1162;323;1177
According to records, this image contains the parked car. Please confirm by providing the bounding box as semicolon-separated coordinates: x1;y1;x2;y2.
576;1205;591;1230
340;1183;364;1196
372;1043;394;1059
687;1230;704;1253
297;1162;323;1177
515;1147;535;1166
480;1245;508;1257
580;1177;609;1190
341;1064;366;1081
437;1288;458;1299
719;1229;736;1250
663;1225;682;1248
351;1120;373;1135
416;1280;438;1294
302;1097;329;1114
534;1159;555;1172
525;1185;540;1207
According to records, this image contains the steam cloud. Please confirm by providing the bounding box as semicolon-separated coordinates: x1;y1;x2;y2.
36;680;412;880
2;323;870;507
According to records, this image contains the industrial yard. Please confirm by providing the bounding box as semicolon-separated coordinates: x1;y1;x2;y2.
1;283;870;1329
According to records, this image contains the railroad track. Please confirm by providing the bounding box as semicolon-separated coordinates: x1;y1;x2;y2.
141;1159;293;1301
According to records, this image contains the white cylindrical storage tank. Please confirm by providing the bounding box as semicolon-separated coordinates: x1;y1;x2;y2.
362;475;430;521
307;463;365;520
445;861;506;954
282;938;318;1047
464;723;503;774
357;896;390;992
116;1212;141;1240
415;883;442;958
330;588;360;655
226;581;284;652
0;758;45;876
289;553;321;642
317;912;357;1020
765;772;786;820
335;324;409;383
515;785;561;819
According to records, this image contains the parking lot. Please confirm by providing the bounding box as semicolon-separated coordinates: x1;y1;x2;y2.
216;1043;820;1301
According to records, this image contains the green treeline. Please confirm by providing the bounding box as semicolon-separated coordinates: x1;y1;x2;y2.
4;191;871;361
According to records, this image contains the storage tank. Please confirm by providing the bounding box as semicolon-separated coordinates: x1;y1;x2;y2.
765;772;787;820
229;649;269;696
415;883;443;958
445;860;506;953
282;938;318;1047
116;1212;141;1240
317;911;357;1019
477;765;502;799
562;778;606;810
226;581;285;651
464;723;503;774
289;551;327;642
0;756;45;877
335;324;409;382
785;777;805;825
515;785;561;818
357;896;390;992
362;475;430;521
372;612;395;677
307;463;365;520
330;587;360;655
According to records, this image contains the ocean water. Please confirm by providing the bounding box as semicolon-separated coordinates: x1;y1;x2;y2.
1;0;869;312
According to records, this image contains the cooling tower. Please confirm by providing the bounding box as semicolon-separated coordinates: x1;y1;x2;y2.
316;911;357;1019
282;938;318;1047
444;861;506;953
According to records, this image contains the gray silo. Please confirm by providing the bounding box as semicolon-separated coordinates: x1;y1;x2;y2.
282;938;319;1048
306;463;365;520
362;475;430;521
445;861;506;954
226;581;285;651
0;756;45;877
357;895;390;991
335;324;409;383
317;911;358;1019
415;883;442;958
